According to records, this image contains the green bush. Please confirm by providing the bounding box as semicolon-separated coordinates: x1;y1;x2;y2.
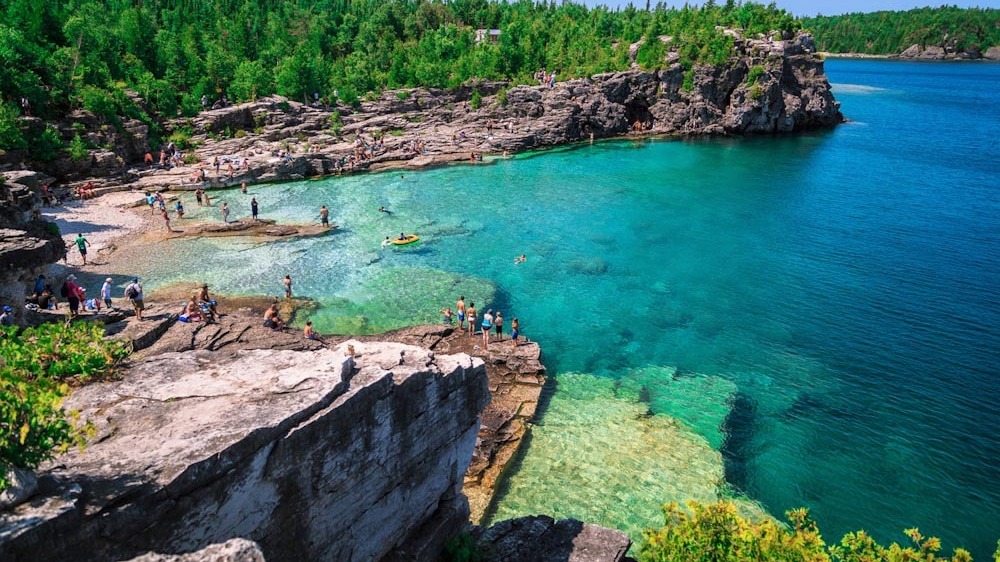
682;68;696;92
747;64;766;85
640;501;981;562
168;127;194;150
0;102;27;151
442;532;484;562
396;90;411;100
470;89;482;110
30;126;64;161
749;83;764;100
329;111;343;136
67;133;89;161
0;322;129;490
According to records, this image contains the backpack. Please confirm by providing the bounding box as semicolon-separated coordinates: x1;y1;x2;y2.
60;282;69;298
125;284;139;299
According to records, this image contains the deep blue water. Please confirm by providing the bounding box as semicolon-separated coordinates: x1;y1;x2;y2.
130;59;1000;557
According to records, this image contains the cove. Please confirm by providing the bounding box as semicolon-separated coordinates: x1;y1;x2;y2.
118;59;1000;559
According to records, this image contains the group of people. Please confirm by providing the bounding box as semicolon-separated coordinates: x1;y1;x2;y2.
442;295;522;348
18;273;144;321
179;283;218;323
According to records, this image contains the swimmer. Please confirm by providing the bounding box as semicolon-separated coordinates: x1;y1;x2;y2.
381;236;392;248
514;254;526;264
378;206;393;215
440;307;454;325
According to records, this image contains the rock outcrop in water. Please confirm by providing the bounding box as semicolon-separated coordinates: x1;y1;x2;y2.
0;341;489;562
27;31;841;193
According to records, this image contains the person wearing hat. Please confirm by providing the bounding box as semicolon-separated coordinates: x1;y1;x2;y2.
0;305;14;326
63;274;85;317
196;283;218;320
101;277;114;309
124;277;144;320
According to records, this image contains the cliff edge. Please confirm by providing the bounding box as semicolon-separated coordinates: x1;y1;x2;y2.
0;341;488;562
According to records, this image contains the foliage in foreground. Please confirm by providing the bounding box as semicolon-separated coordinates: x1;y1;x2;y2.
0;322;130;489
640;501;990;562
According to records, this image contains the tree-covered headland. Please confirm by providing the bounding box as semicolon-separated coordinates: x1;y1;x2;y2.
804;7;1000;55
0;0;801;153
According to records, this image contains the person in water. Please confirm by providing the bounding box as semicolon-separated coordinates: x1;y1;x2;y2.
378;206;392;215
515;254;526;264
381;237;392;248
440;307;454;325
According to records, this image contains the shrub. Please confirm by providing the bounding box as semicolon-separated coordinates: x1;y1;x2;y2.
640;500;979;562
682;68;696;92
0;322;129;490
0;102;27;151
329;111;343;135
396;90;411;100
747;64;766;85
442;532;484;562
30;127;64;161
67;133;89;161
470;89;482;110
496;87;508;107
749;83;764;100
168;127;194;150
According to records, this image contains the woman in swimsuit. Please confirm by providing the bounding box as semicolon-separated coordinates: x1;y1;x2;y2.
466;302;477;336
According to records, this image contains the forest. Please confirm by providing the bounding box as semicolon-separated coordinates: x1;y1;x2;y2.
0;0;798;150
804;7;1000;54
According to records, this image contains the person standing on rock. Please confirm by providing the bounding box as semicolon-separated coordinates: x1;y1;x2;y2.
481;309;493;346
494;311;504;341
220;201;229;223
466;302;477;337
124;277;144;321
440;307;454;325
74;233;91;266
251;197;258;220
101;277;113;309
63;274;84;317
511;317;520;347
320;205;329;228
283;275;292;299
456;296;466;330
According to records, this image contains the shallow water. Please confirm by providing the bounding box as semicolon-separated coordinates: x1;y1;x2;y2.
122;59;1000;557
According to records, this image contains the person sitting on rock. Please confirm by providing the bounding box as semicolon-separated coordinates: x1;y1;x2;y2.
263;303;284;331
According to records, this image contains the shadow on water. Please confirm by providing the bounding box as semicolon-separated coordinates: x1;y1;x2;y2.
720;391;758;496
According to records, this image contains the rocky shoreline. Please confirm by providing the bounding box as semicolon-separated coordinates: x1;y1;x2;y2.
6;31;842;198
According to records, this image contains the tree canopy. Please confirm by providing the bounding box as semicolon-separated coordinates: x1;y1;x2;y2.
804;7;1000;54
0;0;801;136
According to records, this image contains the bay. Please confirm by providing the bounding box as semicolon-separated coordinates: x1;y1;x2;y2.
124;59;1000;558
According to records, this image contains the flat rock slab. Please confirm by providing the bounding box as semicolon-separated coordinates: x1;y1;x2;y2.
474;516;632;562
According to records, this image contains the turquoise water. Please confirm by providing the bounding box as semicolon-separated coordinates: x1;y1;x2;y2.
124;60;1000;557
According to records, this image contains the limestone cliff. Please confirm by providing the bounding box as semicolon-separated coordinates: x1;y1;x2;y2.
0;171;66;321
0;341;489;562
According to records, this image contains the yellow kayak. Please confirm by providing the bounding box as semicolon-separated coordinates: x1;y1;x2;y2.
391;234;420;245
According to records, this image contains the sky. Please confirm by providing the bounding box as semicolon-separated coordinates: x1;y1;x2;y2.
578;1;1000;17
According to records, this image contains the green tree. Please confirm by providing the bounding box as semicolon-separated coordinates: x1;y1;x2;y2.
0;322;129;490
